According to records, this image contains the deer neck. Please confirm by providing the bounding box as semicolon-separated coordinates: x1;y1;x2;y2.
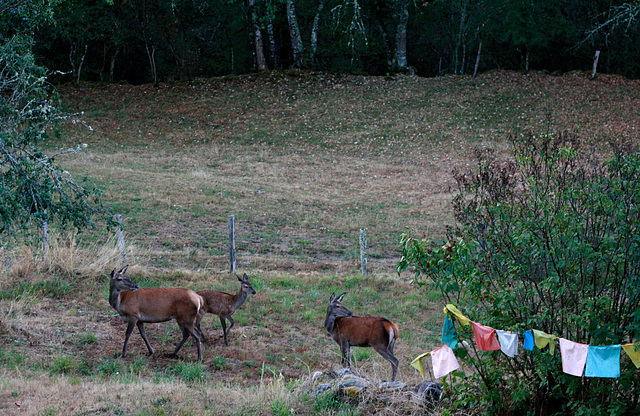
324;312;337;333
108;287;121;311
232;287;248;312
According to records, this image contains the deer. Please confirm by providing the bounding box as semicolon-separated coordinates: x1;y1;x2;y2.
195;273;257;346
108;265;205;361
324;292;400;381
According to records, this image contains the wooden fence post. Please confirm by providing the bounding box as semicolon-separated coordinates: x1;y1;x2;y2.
229;215;236;274
360;228;367;275
114;214;126;264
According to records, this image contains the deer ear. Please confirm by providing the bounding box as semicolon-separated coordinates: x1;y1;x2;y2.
336;292;346;302
329;293;336;302
110;268;117;278
118;265;129;275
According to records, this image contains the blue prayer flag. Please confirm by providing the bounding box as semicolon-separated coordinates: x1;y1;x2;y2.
585;345;621;378
523;330;534;351
441;315;458;349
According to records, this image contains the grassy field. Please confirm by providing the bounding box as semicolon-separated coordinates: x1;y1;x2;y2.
1;69;639;415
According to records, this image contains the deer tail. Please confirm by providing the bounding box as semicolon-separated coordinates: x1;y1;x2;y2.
384;320;400;349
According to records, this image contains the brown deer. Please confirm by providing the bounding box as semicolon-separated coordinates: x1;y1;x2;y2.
324;292;400;381
196;273;256;346
108;265;205;361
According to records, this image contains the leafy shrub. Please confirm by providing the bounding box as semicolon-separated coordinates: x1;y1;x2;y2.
399;133;640;415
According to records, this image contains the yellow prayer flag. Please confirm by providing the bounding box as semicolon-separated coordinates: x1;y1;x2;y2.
411;352;431;379
532;329;556;355
444;304;471;326
622;343;640;369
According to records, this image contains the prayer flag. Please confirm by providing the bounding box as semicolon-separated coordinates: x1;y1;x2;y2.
444;304;471;326
622;343;640;369
431;344;460;379
523;330;534;351
411;352;431;379
472;321;501;351
496;330;518;358
532;329;556;355
559;338;589;377
585;345;621;378
441;315;458;349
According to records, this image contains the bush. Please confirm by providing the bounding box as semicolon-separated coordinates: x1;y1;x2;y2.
399;132;640;415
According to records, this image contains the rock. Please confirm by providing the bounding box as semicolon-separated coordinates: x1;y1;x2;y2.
302;368;440;409
411;381;443;406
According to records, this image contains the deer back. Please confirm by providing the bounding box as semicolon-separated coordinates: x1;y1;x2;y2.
333;316;399;348
197;289;235;316
118;287;204;324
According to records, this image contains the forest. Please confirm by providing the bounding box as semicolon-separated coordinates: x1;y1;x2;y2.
6;0;640;84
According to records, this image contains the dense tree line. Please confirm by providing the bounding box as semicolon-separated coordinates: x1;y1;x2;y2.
12;0;639;84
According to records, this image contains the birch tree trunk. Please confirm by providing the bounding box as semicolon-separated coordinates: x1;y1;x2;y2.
454;0;468;74
248;0;267;71
394;0;409;71
287;0;304;68
310;0;326;66
472;40;482;78
265;10;278;68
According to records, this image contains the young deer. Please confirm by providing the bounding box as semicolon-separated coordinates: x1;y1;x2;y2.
324;292;400;381
108;265;205;361
196;273;256;346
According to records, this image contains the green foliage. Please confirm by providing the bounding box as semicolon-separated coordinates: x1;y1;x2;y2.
49;354;82;375
399;132;640;415
271;399;291;416
169;361;207;383
0;277;73;300
0;4;104;241
97;357;121;377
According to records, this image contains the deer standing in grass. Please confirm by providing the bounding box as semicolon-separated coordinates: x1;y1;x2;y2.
324;292;400;381
108;265;205;361
196;273;256;346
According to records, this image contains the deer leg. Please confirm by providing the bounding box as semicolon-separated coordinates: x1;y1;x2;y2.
195;310;207;343
340;343;351;368
136;322;155;356
373;346;399;381
187;325;203;361
227;316;235;334
220;316;228;346
195;320;208;344
171;326;191;358
121;321;136;357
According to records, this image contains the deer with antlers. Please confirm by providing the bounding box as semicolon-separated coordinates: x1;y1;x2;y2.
108;265;205;361
324;292;400;381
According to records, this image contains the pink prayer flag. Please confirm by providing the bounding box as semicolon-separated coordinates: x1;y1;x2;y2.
431;344;460;379
559;338;589;377
471;321;501;351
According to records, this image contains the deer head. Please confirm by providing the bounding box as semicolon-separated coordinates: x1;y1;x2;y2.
238;273;257;296
324;292;353;333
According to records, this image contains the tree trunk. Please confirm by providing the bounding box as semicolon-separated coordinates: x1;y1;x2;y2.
247;0;266;71
310;0;326;66
110;49;119;82
76;43;88;85
591;50;600;79
145;43;157;84
394;0;409;71
265;10;278;68
472;40;482;78
454;0;468;74
287;0;304;68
